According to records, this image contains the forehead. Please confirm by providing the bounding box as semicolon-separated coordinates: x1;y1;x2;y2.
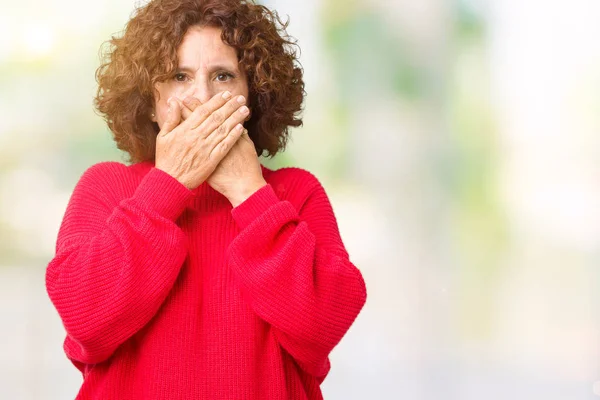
177;25;239;67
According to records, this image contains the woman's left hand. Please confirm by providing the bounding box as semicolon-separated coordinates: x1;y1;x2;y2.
177;96;267;207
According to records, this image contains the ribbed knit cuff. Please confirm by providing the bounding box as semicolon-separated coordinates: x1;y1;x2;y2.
231;183;281;230
132;168;194;220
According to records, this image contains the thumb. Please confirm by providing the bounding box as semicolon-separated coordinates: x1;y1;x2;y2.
159;97;181;136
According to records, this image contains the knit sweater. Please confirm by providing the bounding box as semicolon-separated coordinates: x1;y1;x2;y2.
45;160;367;400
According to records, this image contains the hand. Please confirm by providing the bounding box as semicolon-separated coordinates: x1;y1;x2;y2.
171;85;199;121
177;95;266;206
154;91;249;190
207;129;266;207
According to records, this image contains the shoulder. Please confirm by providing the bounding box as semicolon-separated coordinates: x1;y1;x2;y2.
72;161;150;207
78;161;128;179
262;164;327;206
263;164;322;190
77;161;151;186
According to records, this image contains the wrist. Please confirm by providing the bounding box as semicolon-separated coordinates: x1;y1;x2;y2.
227;179;267;208
155;165;192;189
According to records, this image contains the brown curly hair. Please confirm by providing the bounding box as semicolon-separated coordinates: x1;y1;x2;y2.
94;0;304;163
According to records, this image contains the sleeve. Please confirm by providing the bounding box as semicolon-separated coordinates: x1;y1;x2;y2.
45;163;195;366
227;174;367;382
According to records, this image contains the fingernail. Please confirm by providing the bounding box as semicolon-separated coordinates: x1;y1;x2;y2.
239;106;249;115
222;91;232;100
237;95;246;104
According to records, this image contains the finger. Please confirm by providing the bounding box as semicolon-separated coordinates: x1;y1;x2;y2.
174;97;194;120
183;96;202;111
158;98;181;137
195;95;248;141
183;91;235;133
209;123;244;161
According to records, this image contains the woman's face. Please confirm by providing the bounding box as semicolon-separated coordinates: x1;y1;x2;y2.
151;25;249;129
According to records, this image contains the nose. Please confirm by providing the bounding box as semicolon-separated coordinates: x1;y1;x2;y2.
185;81;213;105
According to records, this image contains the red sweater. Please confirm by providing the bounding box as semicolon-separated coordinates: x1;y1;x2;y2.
46;161;367;400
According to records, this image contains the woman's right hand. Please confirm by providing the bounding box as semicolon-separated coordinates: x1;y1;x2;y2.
155;91;250;189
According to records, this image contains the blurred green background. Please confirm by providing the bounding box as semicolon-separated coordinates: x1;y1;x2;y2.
1;0;600;398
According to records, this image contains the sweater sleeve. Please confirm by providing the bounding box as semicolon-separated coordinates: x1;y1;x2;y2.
45;163;194;366
227;175;367;382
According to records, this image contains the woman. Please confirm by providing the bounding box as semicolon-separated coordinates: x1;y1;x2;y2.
45;0;367;399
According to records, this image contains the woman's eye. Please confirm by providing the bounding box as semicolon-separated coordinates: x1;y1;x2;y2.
174;73;188;82
216;73;234;82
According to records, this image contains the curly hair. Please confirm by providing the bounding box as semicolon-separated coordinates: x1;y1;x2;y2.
94;0;304;163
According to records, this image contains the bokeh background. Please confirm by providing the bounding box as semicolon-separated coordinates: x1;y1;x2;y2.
1;0;600;398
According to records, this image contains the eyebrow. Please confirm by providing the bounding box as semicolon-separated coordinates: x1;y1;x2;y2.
177;64;239;73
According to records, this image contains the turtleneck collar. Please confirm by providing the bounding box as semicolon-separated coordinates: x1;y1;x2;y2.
133;160;271;207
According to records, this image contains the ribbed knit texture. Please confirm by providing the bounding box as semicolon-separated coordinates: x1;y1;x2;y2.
45;161;367;400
